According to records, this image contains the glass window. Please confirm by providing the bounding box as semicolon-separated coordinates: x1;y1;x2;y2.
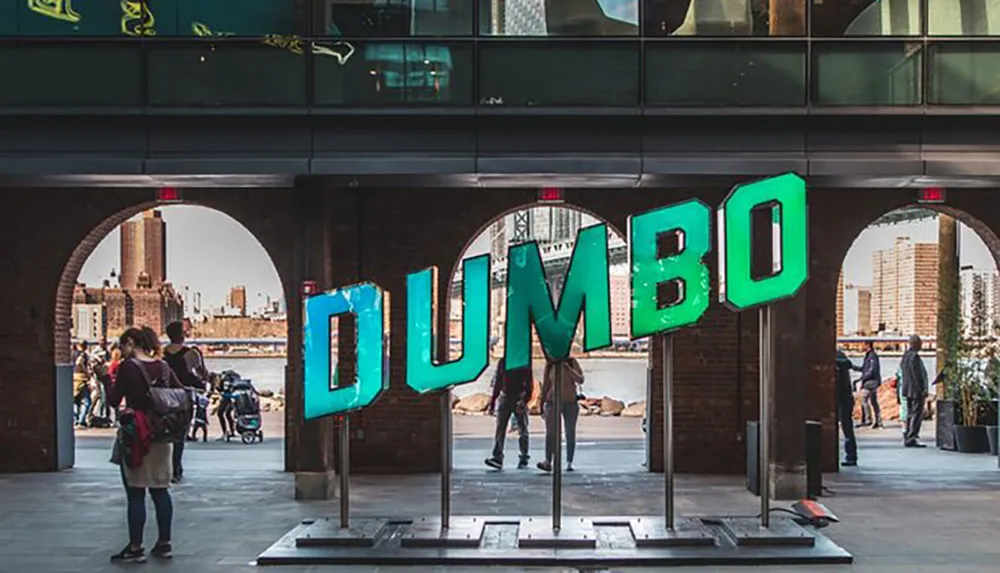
929;43;1000;105
314;41;473;105
812;42;922;106
479;0;637;36
478;42;639;106
929;1;1000;36
147;42;307;106
0;44;141;105
811;0;921;37
316;0;472;37
150;0;303;37
645;42;805;106
644;0;804;37
18;0;129;36
0;3;16;36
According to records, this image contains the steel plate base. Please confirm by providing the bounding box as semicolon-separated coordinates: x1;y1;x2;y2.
401;516;486;548
721;517;816;547
294;518;389;548
518;516;597;548
625;517;717;548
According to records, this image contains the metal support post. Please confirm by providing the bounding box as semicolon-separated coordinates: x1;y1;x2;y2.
552;361;563;531
759;306;772;529
441;390;452;529
663;333;675;529
339;416;350;528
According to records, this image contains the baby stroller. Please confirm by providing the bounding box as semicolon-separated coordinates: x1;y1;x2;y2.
228;379;263;444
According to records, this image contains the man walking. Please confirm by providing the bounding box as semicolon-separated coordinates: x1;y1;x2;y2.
853;340;883;428
163;321;210;482
836;350;858;466
900;335;929;448
484;357;532;470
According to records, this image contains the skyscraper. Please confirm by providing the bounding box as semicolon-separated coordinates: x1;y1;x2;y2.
120;210;166;290
228;285;248;317
871;238;938;337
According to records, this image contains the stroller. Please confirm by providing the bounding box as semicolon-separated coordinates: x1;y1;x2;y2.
226;377;264;444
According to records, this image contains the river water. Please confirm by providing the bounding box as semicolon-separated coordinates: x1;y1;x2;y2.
205;354;931;402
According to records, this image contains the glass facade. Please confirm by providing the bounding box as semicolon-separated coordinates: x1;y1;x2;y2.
0;0;999;108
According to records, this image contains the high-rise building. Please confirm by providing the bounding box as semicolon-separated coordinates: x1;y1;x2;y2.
960;268;1000;336
871;238;938;337
228;285;248;317
856;287;872;336
120;210;166;290
609;273;630;338
836;272;844;337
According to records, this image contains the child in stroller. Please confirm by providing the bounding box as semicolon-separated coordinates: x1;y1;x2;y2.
228;378;263;444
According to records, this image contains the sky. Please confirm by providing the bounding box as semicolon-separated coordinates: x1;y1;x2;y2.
78;206;998;325
79;206;283;312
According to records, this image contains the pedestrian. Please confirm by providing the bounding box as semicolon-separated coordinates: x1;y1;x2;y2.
73;341;93;428
109;327;184;563
836;350;858;466
900;335;929;448
162;321;210;483
537;356;584;472
484;357;533;470
852;340;883;428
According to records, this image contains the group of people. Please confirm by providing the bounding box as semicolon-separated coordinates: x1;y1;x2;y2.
72;339;120;428
484;355;586;472
836;336;932;466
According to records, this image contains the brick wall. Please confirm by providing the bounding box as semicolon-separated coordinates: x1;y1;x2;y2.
5;184;1000;475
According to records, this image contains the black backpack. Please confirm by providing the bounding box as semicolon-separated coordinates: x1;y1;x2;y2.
132;358;193;443
164;347;206;390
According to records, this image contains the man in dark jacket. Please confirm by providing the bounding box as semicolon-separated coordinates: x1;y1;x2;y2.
853;340;883;428
485;357;532;470
836;350;858;466
163;321;209;482
900;335;929;447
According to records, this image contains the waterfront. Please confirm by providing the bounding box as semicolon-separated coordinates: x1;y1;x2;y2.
207;353;929;398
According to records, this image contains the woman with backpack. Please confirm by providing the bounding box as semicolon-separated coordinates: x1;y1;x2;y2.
109;326;187;563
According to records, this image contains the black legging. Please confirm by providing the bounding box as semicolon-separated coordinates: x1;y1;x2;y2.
217;398;235;436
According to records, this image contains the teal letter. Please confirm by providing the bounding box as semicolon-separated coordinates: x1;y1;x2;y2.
504;224;612;370
718;173;809;310
406;255;490;393
303;282;390;420
628;200;712;337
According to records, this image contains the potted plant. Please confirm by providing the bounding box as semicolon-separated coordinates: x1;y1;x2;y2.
948;339;995;453
982;356;999;455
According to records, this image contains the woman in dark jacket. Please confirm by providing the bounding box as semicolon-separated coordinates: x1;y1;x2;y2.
110;327;182;563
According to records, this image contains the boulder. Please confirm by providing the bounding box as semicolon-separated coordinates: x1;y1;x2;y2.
455;393;491;413
621;401;645;418
599;397;625;416
262;401;272;413
259;389;275;398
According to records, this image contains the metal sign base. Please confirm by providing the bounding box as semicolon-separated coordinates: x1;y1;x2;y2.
721;517;816;547
518;516;596;549
401;516;485;548
627;517;716;548
294;518;389;548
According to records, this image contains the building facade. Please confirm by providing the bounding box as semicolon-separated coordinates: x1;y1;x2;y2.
871;239;938;338
120;210;166;291
228;285;248;317
960;268;1000;336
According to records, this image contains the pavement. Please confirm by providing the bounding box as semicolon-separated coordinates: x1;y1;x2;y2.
1;423;998;573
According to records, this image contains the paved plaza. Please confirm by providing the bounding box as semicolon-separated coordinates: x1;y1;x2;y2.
1;423;997;573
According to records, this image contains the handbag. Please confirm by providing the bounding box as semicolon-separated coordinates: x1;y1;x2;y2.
110;430;124;465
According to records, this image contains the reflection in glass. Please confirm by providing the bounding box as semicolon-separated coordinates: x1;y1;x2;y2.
930;43;1000;105
314;42;473;105
479;0;638;36
18;0;123;35
645;43;805;106
644;0;804;36
159;0;301;36
148;43;307;106
0;45;142;105
929;1;1000;36
811;0;920;37
812;43;922;105
317;0;473;37
478;43;639;106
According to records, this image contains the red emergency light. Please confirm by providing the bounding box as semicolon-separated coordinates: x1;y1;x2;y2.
918;187;945;204
302;280;319;296
539;187;564;203
157;187;182;202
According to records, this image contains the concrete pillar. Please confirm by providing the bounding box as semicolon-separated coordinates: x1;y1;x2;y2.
767;293;807;500
291;186;337;500
936;214;959;399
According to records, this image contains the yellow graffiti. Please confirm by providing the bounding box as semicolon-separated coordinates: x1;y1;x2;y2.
27;0;80;23
191;22;234;37
263;34;305;55
121;1;155;36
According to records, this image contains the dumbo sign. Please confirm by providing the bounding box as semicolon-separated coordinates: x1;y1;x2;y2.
303;173;808;420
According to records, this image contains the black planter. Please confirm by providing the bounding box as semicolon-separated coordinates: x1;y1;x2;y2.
987;426;999;456
954;425;989;453
936;399;958;450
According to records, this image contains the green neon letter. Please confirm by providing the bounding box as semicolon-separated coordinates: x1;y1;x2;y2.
628;200;712;337
504;224;612;370
406;255;490;394
718;173;808;310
